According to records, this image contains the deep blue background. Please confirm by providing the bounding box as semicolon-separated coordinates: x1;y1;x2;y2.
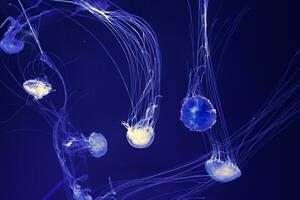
1;0;300;199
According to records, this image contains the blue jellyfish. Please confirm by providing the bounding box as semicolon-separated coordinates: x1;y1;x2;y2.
87;132;108;158
63;132;108;159
103;0;300;198
180;95;217;132
0;35;24;54
0;17;25;54
205;157;241;183
180;0;219;133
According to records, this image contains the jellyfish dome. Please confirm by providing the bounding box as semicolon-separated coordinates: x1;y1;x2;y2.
124;123;155;149
23;79;52;100
0;37;24;54
180;95;217;132
205;157;241;183
87;132;108;158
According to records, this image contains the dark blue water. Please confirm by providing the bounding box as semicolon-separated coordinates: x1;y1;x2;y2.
0;0;299;199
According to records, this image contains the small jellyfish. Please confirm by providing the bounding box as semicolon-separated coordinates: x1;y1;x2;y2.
0;17;25;54
205;157;241;183
72;184;93;200
63;132;108;158
0;36;24;54
23;79;52;100
180;95;217;132
87;132;108;158
123;122;155;149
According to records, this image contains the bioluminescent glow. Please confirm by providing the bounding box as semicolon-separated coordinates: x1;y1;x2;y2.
180;0;218;134
23;79;53;100
123;121;155;149
205;157;241;183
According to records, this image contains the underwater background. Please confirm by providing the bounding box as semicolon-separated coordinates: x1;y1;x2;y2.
0;0;299;199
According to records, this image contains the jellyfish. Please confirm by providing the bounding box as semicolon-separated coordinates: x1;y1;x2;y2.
0;17;25;54
180;95;217;132
23;78;53;100
100;0;300;198
205;156;241;183
122;121;155;149
0;0;161;199
71;184;93;200
64;132;108;158
179;0;237;181
185;0;300;185
83;2;161;149
1;0;299;199
180;0;218;134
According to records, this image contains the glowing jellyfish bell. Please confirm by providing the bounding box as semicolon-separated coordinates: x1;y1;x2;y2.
205;157;241;183
0;36;24;54
122;121;155;149
23;79;52;100
87;132;108;158
180;95;217;132
63;132;108;158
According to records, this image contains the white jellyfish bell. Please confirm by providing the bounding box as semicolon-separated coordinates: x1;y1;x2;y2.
23;78;52;100
122;121;155;149
205;157;241;183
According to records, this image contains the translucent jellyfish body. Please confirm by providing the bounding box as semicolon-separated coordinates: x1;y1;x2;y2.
72;184;93;200
64;132;108;158
180;95;217;132
0;37;24;54
123;122;155;149
205;157;241;183
87;132;108;158
23;79;52;100
0;17;25;54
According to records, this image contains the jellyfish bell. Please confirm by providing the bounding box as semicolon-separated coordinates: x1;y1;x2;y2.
205;157;241;183
0;37;24;54
0;17;25;54
63;132;108;158
180;95;217;132
122;122;155;149
23;79;52;100
87;132;108;158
